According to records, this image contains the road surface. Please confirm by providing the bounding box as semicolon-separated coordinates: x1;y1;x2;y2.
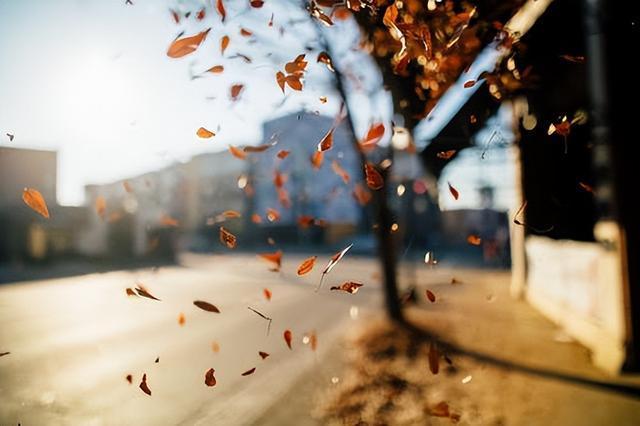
0;253;382;425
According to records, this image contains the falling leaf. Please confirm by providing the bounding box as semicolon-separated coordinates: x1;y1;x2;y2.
167;28;211;58
193;300;221;313
426;289;436;303
430;401;450;417
241;367;256;376
251;0;264;7
196;8;205;20
364;163;384;190
284;330;293;349
22;188;50;218
276;71;286;93
160;214;179;227
463;80;476;88
240;28;253;37
197;127;215;138
170;9;180;24
216;0;226;21
428;342;439;374
330;281;363;294
154;357;159;363
317;51;335;72
448;182;459;200
360;123;385;149
277;149;290;159
258;250;282;271
467;234;482;246
318;244;353;290
211;341;220;353
331;160;350;184
266;208;280;222
229;146;249;161
125;288;136;296
297;256;317;275
125;374;132;384
352;184;372;206
268;12;274;27
251;213;263;224
0;351;11;357
259;351;269;359
139;374;152;396
207;65;224;74
6;133;15;141
311;151;324;169
219;226;237;249
297;215;315;228
205;368;217;386
95;196;107;219
230;84;244;101
248;307;273;335
437;150;457;160
244;143;274;153
309;1;333;26
316;128;334;152
220;35;230;54
263;288;272;301
319;96;328;103
178;312;186;326
560;54;585;63
135;284;161;301
309;330;318;351
578;182;594;193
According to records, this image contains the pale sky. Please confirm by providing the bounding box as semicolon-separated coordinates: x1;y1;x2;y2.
0;0;388;206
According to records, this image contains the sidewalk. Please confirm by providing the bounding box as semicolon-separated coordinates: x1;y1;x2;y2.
261;267;640;425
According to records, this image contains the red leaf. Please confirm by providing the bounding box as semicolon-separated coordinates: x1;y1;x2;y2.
241;367;256;376
283;329;292;349
463;80;476;88
258;250;282;271
466;234;482;246
436;150;456;160
330;281;363;294
160;214;179;227
22;188;50;218
222;210;241;218
426;289;436;303
311;151;324;169
297;256;317;275
266;208;280;222
317;51;335;72
364;163;384;190
193;300;221;313
240;28;253;37
216;0;226;22
259;351;270;359
205;368;217;387
167;28;211;58
196;8;205;20
277;149;290;159
139;374;152;395
276;71;286;93
170;9;180;24
448;182;459;200
229;145;247;159
317;128;334;152
219;226;237;249
230;84;244;101
360;123;385;148
297;215;315;228
263;288;272;301
428;342;439;374
251;0;264;7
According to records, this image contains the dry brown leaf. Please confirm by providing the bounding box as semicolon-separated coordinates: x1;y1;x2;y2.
259;351;269;359
364;163;384;190
207;65;224;74
330;281;363;294
139;374;152;396
318;244;353;290
426;289;436;303
22;188;50;218
263;288;272;301
266;207;280;222
428;342;439;374
284;329;293;349
448;182;459;200
317;128;334;152
437;150;457;160
297;256;317;275
241;367;256;376
230;84;244;101
216;0;226;22
193;300;221;313
277;149;290;159
258;250;282;271
205;368;217;386
219;226;237;249
228;145;247;160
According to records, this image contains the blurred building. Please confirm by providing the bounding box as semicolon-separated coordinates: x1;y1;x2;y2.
0;147;86;263
247;111;363;245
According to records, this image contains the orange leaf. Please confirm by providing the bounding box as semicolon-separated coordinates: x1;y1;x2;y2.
216;0;226;22
205;368;217;387
436;150;456;160
297;215;315;228
311;151;324;169
364;163;384;190
196;8;206;20
220;35;230;55
284;329;292;349
240;28;253;37
222;210;241;218
219;226;237;249
467;234;482;246
276;71;286;93
277;149;290;159
318;244;353;290
22;188;50;218
430;401;450;417
428;342;439;374
448;182;459;200
426;289;436;303
285;75;303;91
297;256;317;275
251;213;263;224
230;84;244;100
258;250;282;271
167;28;211;58
160;214;179;227
211;341;220;353
178;312;186;326
95;195;106;219
360;123;385;148
317;128;334;152
331;160;350;184
197;127;215;138
193;300;221;313
251;0;264;7
259;351;269;359
330;281;363;294
309;330;318;351
229;145;247;159
125;288;136;297
207;65;224;74
139;374;152;396
243;143;274;153
266;207;280;222
241;367;256;376
263;288;272;301
317;51;335;72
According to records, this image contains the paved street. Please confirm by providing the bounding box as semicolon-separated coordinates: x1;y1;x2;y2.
0;253;381;425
